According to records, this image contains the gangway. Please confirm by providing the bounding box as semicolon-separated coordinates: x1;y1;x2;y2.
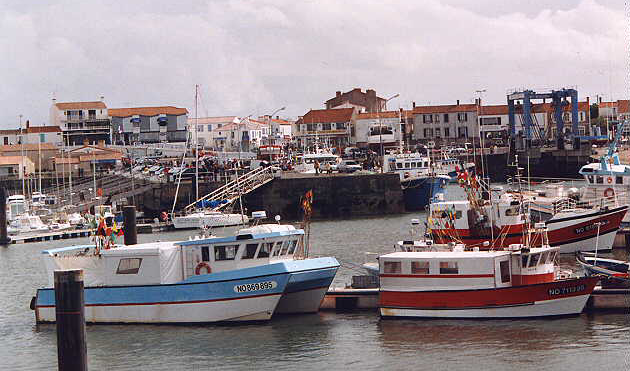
183;166;276;213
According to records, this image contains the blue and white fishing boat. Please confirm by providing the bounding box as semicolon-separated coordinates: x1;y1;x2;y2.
384;153;449;211
33;220;339;324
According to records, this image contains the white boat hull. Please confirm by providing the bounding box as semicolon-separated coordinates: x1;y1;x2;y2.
275;286;329;314
379;294;592;318
37;293;281;323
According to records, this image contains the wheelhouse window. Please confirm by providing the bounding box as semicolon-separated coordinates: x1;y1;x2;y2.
505;207;519;216
411;261;430;274
258;243;272;258
499;260;510;283
528;253;541;267
383;261;402;274
215;245;238;261
396;163;403;169
243;243;258;259
616;176;623;185
287;240;297;255
539;251;549;264
587;175;594;183
279;240;290;255
596;176;603;184
521;255;529;268
271;242;282;257
116;258;142;274
439;262;458;274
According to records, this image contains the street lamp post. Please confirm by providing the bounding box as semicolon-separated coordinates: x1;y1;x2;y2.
267;106;286;149
380;93;400;173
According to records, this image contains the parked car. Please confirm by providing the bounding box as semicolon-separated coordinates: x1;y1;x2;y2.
337;160;362;173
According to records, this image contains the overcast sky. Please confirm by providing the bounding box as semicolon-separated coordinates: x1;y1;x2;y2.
0;0;627;128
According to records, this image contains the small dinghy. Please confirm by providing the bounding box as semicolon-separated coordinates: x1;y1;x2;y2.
576;252;630;288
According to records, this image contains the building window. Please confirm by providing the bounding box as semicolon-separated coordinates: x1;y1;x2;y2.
215;245;238;261
198;125;204;132
307;123;316;132
383;261;401;274
439;261;458;274
435;128;441;137
423;114;433;123
457;112;468;121
207;124;212;131
434;114;440;123
411;261;430;274
322;123;331;130
444;128;450;137
337;122;346;129
443;114;449;123
116;258;142;274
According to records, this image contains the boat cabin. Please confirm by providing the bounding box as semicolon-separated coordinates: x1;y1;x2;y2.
383;153;431;180
429;197;525;232
294;153;340;173
379;245;558;292
40;224;305;288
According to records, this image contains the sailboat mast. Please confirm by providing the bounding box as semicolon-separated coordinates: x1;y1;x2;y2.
195;84;199;202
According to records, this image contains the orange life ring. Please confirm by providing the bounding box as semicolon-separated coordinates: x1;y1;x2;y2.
607;177;613;184
604;188;615;197
195;262;212;275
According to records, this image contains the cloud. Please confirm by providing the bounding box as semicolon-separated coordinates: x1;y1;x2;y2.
0;0;626;128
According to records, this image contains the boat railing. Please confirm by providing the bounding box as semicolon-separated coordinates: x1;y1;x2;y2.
183;166;276;214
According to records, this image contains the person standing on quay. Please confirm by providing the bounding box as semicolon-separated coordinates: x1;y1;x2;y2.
314;160;320;175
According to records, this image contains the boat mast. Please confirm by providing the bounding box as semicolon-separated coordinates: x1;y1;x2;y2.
195;84;199;203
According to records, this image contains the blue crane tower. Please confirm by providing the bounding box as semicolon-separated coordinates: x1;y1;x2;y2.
507;88;579;150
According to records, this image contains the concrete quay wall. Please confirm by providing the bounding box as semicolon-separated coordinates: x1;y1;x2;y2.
139;173;405;220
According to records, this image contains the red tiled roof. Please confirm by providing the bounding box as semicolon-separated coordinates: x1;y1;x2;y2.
0;156;32;166
55;101;106;110
599;101;616;108
356;111;408;119
302;108;354;124
0;129;19;135
25;126;62;133
412;104;478;114
109;106;188;117
53;157;80;164
0;143;58;152
618;100;630;113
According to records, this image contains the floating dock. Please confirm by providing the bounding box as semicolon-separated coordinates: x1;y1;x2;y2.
322;287;629;312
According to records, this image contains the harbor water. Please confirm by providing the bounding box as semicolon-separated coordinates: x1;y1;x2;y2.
1;185;629;370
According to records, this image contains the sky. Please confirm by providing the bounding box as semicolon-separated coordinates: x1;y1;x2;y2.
0;0;628;128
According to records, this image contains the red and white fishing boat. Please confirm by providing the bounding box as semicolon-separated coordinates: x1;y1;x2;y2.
378;224;599;318
428;168;627;253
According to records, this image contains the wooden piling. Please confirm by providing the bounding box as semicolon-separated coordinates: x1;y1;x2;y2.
123;206;137;245
0;187;10;245
54;269;87;371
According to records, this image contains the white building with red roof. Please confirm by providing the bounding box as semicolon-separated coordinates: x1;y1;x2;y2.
50;98;111;146
210;118;269;151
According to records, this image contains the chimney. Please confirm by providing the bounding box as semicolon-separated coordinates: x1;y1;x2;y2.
598;96;602;104
367;89;376;97
336;91;341;97
412;101;416;108
26;120;30;129
100;95;104;102
456;100;460;105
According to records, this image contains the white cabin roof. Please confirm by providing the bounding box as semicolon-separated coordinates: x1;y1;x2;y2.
381;251;510;259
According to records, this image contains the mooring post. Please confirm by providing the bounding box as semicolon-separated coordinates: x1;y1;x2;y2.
54;269;87;371
0;187;10;245
123;205;137;245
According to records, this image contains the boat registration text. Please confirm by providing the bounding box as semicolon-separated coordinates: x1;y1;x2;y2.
548;285;586;296
234;281;277;293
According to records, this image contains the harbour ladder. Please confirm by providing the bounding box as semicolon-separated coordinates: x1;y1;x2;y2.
183;166;276;213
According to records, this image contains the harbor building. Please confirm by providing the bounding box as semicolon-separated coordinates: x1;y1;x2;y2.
50;98;111;146
411;101;479;143
190;116;239;148
53;141;123;177
109;106;188;145
210;118;269;151
258;116;293;146
0;156;35;179
0;124;62;146
294;108;355;149
0;143;59;172
325;88;387;113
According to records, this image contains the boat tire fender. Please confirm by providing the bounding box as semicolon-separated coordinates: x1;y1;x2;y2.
604;188;615;197
195;262;212;275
